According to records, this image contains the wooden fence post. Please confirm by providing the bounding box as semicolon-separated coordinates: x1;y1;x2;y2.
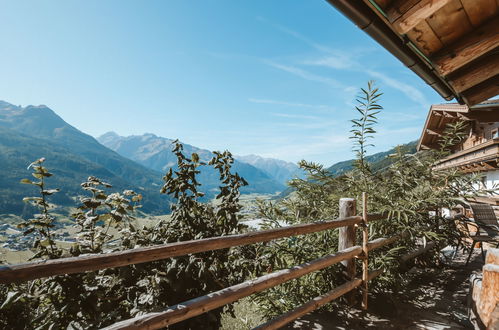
339;198;356;305
361;192;369;310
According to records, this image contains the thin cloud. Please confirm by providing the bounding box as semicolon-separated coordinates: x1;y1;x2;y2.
367;70;428;107
248;98;331;110
271;113;319;120
303;53;359;70
265;60;344;88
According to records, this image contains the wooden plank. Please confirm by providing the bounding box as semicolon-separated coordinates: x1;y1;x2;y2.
253;278;363;330
427;0;472;46
400;241;436;262
406;20;444;56
366;233;404;251
338;198;357;305
427;128;442;137
103;246;363;330
461;75;499;106
375;0;394;10
368;268;384;281
361;192;369;310
432;17;499;76
478;264;499;327
461;0;498;27
447;54;499;93
367;213;388;222
391;0;452;34
486;248;499;265
386;0;420;22
0;215;362;284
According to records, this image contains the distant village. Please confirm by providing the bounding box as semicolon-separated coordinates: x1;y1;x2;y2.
0;223;75;251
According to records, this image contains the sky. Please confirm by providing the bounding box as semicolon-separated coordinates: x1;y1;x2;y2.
0;0;446;165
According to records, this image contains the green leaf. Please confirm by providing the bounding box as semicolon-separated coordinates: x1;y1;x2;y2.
0;291;22;309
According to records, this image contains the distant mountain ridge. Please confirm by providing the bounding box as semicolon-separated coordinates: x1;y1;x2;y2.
98;132;286;195
0;101;169;215
235;154;305;184
327;141;418;176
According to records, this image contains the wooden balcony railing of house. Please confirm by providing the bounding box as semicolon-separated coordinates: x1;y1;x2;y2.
0;194;436;330
434;138;499;173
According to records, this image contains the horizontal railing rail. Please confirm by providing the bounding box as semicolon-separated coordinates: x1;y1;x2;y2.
104;230;403;330
0;194;438;330
0;215;362;283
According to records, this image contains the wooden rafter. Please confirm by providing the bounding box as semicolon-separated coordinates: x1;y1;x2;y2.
480;161;497;170
462;76;499;106
390;0;452;34
432;17;499;76
426;128;442;137
442;111;457;118
448;54;499;93
457;113;472;121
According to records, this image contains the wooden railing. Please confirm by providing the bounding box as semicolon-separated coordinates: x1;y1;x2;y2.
0;194;435;330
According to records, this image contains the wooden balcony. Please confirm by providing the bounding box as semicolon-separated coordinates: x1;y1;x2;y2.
434;138;499;172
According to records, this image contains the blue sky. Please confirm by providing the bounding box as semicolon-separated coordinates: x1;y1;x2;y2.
0;0;445;165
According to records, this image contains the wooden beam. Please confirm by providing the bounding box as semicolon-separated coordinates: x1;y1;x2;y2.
462;75;499;106
426;128;442;137
400;241;436;262
442;111;458;118
457;113;472;121
254;278;363;330
103;246;363;330
0;215;362;284
481;162;496;170
432;17;499;76
338;198;356;305
391;0;452;34
448;54;499;93
366;233;405;251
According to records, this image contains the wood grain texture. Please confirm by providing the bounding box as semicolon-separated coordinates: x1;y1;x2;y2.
253;279;363;330
392;0;452;34
361;192;369;310
447;54;499;92
427;0;472;46
338;198;357;305
461;0;498;27
400;241;436;262
406;20;444;56
103;246;363;330
375;0;395;10
366;233;404;251
0;215;362;284
432;17;499;76
462;75;499;106
479;264;499;327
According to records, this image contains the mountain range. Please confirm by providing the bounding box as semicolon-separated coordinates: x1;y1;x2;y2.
0;101;169;215
0;101;287;216
97;132;286;195
0;99;418;218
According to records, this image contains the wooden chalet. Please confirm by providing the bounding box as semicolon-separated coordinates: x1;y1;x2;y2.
326;0;499;107
418;100;499;204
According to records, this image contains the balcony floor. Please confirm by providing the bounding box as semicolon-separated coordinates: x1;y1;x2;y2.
286;248;486;329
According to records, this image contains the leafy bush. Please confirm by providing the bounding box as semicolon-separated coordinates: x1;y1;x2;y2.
251;81;491;317
0;141;254;329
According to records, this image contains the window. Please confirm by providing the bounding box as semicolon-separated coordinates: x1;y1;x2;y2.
492;129;499;139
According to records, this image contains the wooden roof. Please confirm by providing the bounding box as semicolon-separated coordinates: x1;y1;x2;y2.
328;0;499;106
417;99;499;151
